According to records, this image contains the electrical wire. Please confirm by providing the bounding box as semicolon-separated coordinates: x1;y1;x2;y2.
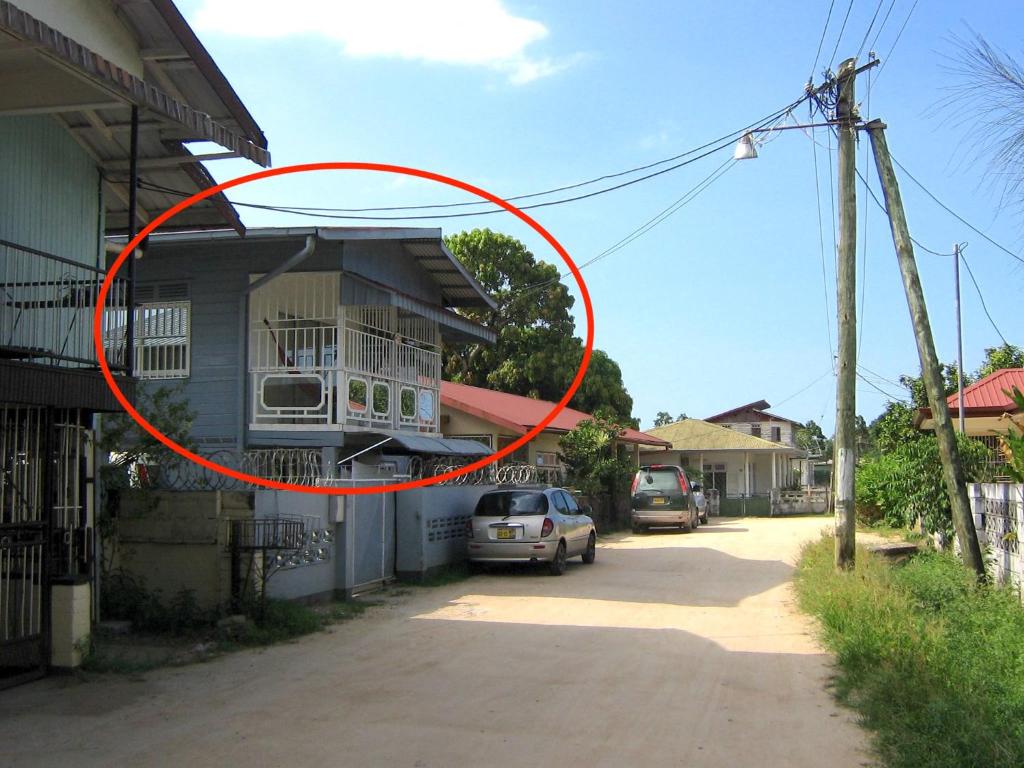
874;0;920;83
959;250;1009;346
140;98;808;217
828;0;857;70
856;370;909;402
856;0;888;60
858;63;872;357
772;369;836;410
868;0;898;54
889;155;1024;267
810;121;836;370
857;362;906;390
810;0;837;79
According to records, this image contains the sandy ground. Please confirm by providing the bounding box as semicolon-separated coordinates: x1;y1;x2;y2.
0;516;871;768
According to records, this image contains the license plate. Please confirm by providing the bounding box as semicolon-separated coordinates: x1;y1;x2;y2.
496;527;515;539
652;497;667;505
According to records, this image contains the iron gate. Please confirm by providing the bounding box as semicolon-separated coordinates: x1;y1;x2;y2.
0;405;91;688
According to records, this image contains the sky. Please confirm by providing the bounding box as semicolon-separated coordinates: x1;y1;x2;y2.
175;0;1024;433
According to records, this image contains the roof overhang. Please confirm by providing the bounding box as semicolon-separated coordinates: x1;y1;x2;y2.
0;1;270;234
374;432;492;456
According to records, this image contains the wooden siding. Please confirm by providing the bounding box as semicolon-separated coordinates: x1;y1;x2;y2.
0;116;102;266
133;237;449;447
717;420;797;447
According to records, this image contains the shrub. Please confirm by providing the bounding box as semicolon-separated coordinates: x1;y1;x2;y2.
796;537;1024;768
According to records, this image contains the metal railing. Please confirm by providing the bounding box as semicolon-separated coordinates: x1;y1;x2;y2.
1;239;130;371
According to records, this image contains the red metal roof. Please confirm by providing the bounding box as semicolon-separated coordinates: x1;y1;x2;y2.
946;368;1024;414
440;381;671;447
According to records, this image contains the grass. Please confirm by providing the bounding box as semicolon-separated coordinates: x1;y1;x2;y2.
795;535;1024;768
82;598;370;675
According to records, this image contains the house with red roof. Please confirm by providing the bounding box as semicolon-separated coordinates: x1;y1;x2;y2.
917;368;1024;476
441;381;670;481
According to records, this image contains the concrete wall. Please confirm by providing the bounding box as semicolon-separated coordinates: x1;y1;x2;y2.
969;483;1024;593
256;491;339;602
116;490;253;612
396;485;497;576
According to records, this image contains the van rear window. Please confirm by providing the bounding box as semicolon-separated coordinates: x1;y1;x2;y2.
638;469;685;493
474;491;549;516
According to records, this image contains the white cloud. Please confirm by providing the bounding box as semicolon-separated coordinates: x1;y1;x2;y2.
191;0;578;84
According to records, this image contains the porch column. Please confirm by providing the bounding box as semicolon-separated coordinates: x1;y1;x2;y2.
771;452;777;489
744;451;750;496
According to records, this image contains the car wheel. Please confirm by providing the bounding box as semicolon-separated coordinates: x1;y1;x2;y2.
549;541;567;575
582;532;596;564
680;516;691;533
700;512;709;525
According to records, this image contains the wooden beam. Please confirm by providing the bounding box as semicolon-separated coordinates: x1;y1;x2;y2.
102;152;237;172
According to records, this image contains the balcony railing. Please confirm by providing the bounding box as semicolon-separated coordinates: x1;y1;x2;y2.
1;239;130;372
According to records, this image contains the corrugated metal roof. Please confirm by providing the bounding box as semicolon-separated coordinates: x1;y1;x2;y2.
946;368;1024;412
0;1;269;234
645;418;805;454
404;240;496;310
378;433;491;456
440;381;671;447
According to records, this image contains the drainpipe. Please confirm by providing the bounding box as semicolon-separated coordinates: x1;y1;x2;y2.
125;106;139;376
237;234;318;448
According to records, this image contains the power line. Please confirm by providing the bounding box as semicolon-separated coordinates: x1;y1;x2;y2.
828;0;857;70
141;98;807;218
959;249;1009;346
810;0;838;79
810;122;836;368
856;0;887;60
874;0;920;83
889;155;1024;267
857;362;906;390
772;369;836;409
868;0;898;54
856;370;909;402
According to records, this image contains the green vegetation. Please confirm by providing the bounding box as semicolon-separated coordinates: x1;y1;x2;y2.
85;570;368;674
558;415;635;498
443;228;636;425
855;432;991;536
998;386;1024;482
796;536;1024;768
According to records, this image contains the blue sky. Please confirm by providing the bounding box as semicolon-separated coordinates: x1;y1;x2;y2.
178;0;1024;432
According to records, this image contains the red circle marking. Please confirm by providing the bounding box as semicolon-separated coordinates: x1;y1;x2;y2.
94;162;594;495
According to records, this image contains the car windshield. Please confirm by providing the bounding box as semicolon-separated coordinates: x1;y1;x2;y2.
474;491;549;517
638;469;684;493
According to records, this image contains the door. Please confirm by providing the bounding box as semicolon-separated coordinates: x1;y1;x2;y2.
555;491;585;553
1;406;48;689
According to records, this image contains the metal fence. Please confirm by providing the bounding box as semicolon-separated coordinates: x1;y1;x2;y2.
1;239;130;371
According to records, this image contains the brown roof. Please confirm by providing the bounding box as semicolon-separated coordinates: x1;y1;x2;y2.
705;399;802;426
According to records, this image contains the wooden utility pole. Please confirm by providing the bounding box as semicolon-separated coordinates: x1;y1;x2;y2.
954;243;966;434
834;58;858;570
865;120;986;579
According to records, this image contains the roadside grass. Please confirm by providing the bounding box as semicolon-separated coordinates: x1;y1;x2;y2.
795;536;1024;768
855;520;928;542
83;598;370;675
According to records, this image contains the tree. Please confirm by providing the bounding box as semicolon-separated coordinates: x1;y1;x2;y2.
652;412;687;428
558;416;635;499
444;229;635;423
795;419;832;457
870;401;920;454
948;32;1024;212
976;343;1024;378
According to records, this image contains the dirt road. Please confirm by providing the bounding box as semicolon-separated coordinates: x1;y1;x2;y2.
0;517;869;767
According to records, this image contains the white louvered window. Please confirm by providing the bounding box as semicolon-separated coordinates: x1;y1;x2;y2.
133;283;191;379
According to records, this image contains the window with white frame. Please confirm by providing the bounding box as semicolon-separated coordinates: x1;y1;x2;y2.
132;284;191;379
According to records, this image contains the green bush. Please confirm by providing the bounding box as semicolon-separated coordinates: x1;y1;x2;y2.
855;434;991;536
796;537;1024;768
101;570;213;634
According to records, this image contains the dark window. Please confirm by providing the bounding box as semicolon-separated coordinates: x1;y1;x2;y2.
637;468;685;493
751;424;762;438
558;491;579;513
474;491;549;517
771;426;781;442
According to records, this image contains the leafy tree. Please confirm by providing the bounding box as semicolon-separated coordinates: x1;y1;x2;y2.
444;228;635;423
652;412;687;428
653;412;674;427
856;434;992;537
976;343;1024;378
948;32;1024;212
796;419;832;457
558;416;635;499
998;386;1024;481
870;401;920;454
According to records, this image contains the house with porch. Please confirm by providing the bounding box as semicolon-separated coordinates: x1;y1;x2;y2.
0;0;269;685
916;367;1024;479
115;227;499;602
640;418;812;516
441;380;671;482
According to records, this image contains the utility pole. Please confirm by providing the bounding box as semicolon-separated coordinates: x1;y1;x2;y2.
865;121;986;579
954;243;966;434
834;58;858;571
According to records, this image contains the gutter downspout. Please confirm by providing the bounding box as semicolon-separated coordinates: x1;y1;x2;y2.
236;234;318;449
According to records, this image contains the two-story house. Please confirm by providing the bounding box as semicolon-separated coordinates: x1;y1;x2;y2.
0;0;268;685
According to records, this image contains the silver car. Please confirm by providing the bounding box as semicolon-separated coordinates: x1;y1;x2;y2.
465;488;597;575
